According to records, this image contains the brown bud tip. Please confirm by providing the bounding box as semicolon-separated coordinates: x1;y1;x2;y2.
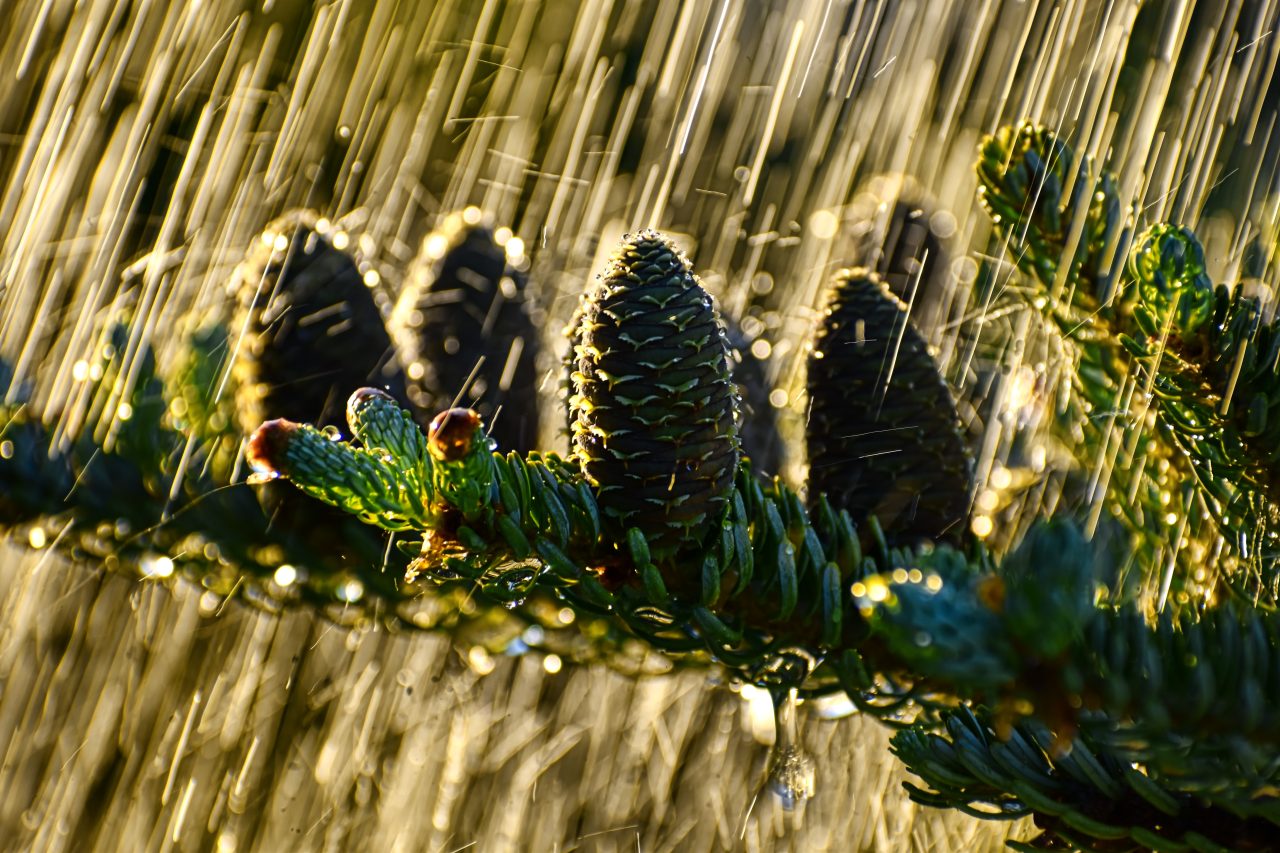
350;386;395;405
347;386;395;417
247;418;299;476
428;408;482;461
976;575;1006;613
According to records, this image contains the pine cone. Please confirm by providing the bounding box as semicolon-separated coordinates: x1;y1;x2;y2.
389;212;540;452
568;230;739;563
231;210;408;430
231;210;407;572
806;268;970;545
848;175;951;308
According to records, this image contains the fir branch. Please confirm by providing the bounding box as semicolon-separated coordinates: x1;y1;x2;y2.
248;399;877;694
856;530;1280;758
977;122;1128;315
892;707;1279;852
249;387;1280;764
976;122;1218;608
248;383;1280;853
24;270;1269;853
0;349;636;669
1126;224;1280;602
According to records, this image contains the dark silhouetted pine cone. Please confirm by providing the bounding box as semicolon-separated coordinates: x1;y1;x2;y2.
568;230;740;563
855;184;947;290
232;210;408;430
389;211;540;452
806;268;971;545
848;175;953;330
231;210;407;573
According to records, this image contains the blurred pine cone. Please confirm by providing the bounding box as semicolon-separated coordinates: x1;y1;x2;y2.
847;175;953;332
806;268;971;545
231;210;407;573
568;230;740;564
232;210;408;430
389;211;540;452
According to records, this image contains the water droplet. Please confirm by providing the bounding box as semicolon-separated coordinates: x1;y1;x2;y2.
336;579;364;602
809;693;857;720
321;425;343;441
766;688;816;810
141;555;175;579
468;646;496;675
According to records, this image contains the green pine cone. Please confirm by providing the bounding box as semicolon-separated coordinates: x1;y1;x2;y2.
567;230;740;564
232;209;408;430
806;268;971;545
388;212;540;451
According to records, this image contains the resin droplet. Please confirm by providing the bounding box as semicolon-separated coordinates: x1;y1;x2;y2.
346;386;396;426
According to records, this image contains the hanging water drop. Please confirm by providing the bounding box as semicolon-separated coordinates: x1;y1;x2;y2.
765;687;815;810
